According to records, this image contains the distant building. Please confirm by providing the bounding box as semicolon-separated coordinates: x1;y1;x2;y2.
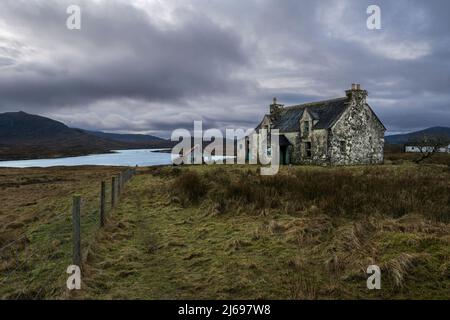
253;84;386;165
405;145;450;153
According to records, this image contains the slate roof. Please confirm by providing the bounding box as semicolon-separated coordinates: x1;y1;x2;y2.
278;134;292;146
272;97;349;132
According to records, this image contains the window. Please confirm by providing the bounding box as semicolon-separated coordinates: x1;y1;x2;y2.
305;142;312;158
303;121;310;137
340;141;346;153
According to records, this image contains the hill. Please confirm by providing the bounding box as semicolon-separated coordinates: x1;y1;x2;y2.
0;111;75;140
81;130;165;144
385;126;450;145
79;129;175;151
0;111;172;160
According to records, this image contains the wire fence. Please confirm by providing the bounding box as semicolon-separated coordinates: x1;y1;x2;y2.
0;168;136;299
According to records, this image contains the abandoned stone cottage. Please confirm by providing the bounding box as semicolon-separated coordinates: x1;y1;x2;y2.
254;84;386;165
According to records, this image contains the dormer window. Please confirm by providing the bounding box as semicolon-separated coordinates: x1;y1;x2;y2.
303;121;310;137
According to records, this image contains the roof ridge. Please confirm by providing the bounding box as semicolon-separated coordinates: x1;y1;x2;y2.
284;96;347;110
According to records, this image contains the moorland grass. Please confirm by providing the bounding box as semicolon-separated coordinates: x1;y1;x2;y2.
76;162;449;299
1;157;449;299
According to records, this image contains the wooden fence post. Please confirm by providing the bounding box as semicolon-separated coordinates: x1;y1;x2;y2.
100;181;106;227
72;195;81;267
118;173;122;195
111;176;116;208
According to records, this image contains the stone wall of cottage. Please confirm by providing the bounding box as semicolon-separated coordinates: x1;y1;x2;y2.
290;110;330;165
328;95;385;165
281;131;330;165
309;129;329;164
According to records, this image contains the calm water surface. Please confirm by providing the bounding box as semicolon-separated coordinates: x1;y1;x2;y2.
0;149;173;168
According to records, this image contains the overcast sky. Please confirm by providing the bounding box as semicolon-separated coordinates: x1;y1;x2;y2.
0;0;449;137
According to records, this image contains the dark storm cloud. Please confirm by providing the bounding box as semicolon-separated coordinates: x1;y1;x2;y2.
0;0;250;109
0;0;449;136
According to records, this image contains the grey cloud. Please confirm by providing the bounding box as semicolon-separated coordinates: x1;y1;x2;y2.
0;0;250;110
0;0;449;136
0;57;15;67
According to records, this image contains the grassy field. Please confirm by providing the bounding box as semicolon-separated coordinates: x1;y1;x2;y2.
1;156;449;299
0;166;124;299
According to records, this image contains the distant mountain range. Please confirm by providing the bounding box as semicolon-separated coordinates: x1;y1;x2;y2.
0;111;173;161
385;127;450;145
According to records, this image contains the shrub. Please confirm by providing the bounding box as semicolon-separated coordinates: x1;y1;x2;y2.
171;170;207;205
169;166;450;221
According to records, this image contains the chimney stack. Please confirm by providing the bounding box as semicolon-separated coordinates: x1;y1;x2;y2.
346;83;368;105
270;97;283;119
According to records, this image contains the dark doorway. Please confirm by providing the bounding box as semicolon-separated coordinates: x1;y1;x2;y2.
280;146;290;165
279;135;292;165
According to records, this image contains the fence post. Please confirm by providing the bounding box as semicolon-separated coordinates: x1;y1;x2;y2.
111;176;116;208
118;173;122;195
72;195;81;267
100;181;106;227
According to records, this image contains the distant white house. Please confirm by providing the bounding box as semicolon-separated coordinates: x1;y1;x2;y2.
405;144;450;153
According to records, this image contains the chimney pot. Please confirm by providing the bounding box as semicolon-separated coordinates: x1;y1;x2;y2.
351;83;356;90
356;84;361;90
